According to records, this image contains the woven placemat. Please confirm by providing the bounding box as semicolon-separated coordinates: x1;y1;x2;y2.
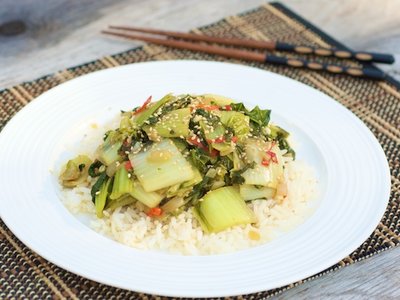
1;2;399;299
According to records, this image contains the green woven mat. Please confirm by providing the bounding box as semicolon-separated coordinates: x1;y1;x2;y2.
1;2;399;299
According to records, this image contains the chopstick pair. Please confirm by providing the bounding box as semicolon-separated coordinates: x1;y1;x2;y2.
102;26;393;80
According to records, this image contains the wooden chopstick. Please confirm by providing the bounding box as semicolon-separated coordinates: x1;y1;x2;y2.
109;25;277;50
102;30;265;62
101;30;386;80
109;25;395;65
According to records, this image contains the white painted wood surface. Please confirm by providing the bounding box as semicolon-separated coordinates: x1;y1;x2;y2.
1;0;399;299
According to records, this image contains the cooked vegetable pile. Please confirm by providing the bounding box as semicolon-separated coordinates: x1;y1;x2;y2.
60;94;295;233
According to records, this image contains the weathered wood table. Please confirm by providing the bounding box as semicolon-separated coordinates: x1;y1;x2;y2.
1;0;399;298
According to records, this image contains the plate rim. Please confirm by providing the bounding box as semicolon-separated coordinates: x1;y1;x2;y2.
0;60;391;297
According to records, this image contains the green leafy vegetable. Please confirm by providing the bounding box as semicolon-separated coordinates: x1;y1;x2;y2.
95;177;112;218
105;194;136;211
193;186;256;233
269;124;295;158
230;162;256;185
130;181;164;208
134;94;175;127
269;124;289;139
98;137;122;166
153;108;191;138
186;176;213;206
88;160;103;177
220;111;250;138
231;102;271;128
109;167;134;200
277;137;296;159
188;148;211;174
131;139;195;192
60;155;92;187
230;102;246;112
91;173;108;203
240;184;276;201
247;106;271;127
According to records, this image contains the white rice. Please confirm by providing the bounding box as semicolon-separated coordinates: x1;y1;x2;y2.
59;121;318;255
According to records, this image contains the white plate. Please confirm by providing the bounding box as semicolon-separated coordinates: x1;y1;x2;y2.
0;61;390;297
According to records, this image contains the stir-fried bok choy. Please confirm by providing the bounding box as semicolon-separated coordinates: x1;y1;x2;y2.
60;94;295;233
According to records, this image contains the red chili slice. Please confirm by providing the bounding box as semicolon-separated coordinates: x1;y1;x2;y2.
224;105;232;111
187;136;207;151
266;150;278;164
231;136;238;143
124;161;133;171
147;207;162;217
207;136;225;144
133;96;152;115
209;148;220;158
261;159;270;166
215;136;225;143
123;138;130;147
187;136;220;157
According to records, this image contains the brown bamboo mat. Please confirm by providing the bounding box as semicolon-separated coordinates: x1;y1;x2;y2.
1;2;399;299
